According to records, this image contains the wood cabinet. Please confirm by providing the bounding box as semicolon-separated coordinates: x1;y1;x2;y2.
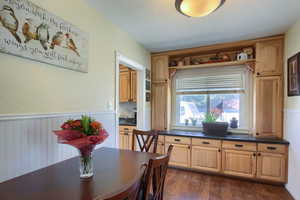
254;76;283;138
256;152;286;182
166;143;191;168
152;82;170;130
256;39;283;76
222;149;257;178
191;146;221;172
152;56;169;82
119;71;131;102
130;71;137;102
119;66;137;103
159;135;288;183
119;126;135;150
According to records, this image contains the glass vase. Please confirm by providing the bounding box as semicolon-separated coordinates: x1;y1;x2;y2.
79;152;94;178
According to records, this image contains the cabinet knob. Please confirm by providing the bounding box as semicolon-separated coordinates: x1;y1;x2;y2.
188;145;191;149
218;149;221;152
253;153;256;157
256;133;259;136
257;153;261;156
257;72;260;76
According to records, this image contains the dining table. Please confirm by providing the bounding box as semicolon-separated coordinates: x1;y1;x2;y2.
0;147;159;200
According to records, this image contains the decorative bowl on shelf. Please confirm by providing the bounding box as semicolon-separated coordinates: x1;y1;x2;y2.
202;122;229;136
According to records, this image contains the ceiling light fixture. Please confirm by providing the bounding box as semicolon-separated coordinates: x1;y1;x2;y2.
175;0;225;18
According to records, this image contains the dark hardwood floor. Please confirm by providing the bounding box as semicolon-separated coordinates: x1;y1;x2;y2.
164;169;293;200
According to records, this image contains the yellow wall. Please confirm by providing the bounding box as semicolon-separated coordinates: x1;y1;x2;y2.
284;19;300;200
284;20;300;109
0;0;150;115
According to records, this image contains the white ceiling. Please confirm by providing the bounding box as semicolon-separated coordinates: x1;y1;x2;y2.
87;0;300;52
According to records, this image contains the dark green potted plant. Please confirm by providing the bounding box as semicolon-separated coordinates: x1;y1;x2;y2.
202;111;228;136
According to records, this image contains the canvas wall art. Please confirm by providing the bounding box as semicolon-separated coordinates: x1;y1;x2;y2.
0;0;89;72
288;52;300;96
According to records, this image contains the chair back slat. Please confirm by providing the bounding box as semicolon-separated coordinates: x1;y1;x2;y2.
132;130;158;153
142;145;173;200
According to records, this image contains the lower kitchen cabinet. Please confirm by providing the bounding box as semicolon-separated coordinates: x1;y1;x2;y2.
166;143;191;168
158;135;288;184
256;152;286;182
119;132;132;150
191;146;221;172
222;149;257;178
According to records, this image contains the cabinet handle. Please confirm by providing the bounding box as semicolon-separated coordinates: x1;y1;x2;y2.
267;146;277;150
174;139;181;142
124;128;129;130
235;144;244;148
202;141;210;145
124;132;129;136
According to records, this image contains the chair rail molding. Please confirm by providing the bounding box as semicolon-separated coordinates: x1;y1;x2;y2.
0;111;116;183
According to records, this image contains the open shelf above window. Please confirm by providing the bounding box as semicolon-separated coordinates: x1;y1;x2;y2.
169;59;256;70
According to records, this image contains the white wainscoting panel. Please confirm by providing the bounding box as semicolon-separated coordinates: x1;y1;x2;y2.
284;109;300;200
0;111;116;183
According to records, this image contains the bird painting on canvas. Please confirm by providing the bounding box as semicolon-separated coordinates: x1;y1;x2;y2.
50;32;80;56
0;5;21;43
22;18;50;50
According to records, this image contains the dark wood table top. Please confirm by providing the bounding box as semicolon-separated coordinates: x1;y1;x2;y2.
0;147;158;200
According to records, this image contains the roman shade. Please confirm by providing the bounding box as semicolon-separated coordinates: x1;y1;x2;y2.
175;66;246;94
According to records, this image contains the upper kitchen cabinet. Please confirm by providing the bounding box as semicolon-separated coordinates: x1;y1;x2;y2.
119;65;137;103
151;82;170;130
255;39;283;76
152;56;169;83
254;76;283;138
130;71;137;102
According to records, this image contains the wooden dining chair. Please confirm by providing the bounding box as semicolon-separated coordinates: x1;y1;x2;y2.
102;164;147;200
140;145;173;200
132;129;159;153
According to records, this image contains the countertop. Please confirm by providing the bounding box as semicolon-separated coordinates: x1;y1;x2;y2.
158;130;289;145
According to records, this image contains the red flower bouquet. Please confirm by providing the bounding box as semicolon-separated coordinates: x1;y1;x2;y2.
53;115;109;178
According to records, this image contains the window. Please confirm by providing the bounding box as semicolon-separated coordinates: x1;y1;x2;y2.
172;66;252;131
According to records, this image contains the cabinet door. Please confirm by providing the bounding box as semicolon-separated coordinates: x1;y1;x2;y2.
256;39;283;76
152;83;169;130
130;71;137;102
191;146;221;172
257;152;286;182
222;149;256;178
166;143;190;168
119;72;130;102
152;56;169;82
255;76;282;138
119;132;132;150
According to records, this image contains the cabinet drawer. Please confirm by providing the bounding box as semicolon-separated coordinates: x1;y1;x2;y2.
192;138;221;148
258;143;286;154
158;136;165;143
119;126;135;132
165;136;191;145
222;141;257;151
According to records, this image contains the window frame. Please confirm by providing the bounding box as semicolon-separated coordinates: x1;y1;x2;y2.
171;66;253;134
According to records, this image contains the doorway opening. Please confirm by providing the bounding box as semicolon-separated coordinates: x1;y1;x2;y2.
115;52;146;148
